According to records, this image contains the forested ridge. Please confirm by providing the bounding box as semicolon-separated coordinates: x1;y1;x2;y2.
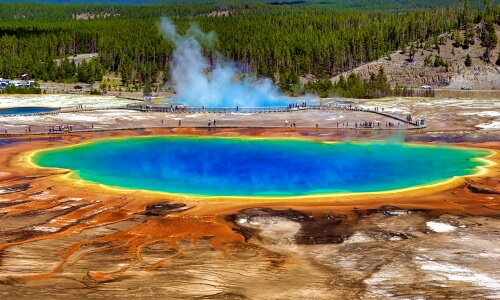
1;1;499;97
0;0;498;9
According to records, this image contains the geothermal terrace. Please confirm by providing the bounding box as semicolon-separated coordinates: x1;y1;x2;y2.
0;94;499;299
2;94;499;136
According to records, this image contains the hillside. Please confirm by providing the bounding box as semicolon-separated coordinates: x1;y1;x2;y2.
0;0;158;4
0;0;497;9
332;27;500;93
1;1;499;100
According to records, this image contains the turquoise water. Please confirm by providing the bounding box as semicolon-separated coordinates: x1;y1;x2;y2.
32;137;491;197
0;107;56;115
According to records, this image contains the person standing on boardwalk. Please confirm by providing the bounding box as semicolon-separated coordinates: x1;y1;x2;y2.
285;119;288;127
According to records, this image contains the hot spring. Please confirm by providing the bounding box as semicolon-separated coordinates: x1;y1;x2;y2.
0;107;57;115
32;137;491;197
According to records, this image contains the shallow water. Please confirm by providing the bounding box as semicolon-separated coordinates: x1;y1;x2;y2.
0;107;56;115
32;137;491;197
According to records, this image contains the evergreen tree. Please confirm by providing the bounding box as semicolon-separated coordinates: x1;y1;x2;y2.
0;2;490;96
77;60;89;83
120;56;133;86
465;53;472;67
409;44;416;62
143;81;152;96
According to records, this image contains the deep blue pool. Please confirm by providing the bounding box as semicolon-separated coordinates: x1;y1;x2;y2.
32;136;492;197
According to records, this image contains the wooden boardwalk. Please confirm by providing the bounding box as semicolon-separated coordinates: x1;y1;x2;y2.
0;103;426;137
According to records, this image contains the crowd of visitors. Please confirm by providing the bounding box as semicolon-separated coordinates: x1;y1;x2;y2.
0;101;425;135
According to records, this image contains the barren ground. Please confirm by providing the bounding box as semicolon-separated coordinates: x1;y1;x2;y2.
329;26;500;96
0;95;498;299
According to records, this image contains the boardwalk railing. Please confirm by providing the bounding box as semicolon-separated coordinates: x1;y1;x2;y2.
0;103;426;136
124;104;377;113
125;104;294;114
124;103;425;127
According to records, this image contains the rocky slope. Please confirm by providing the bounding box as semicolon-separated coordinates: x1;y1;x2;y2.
332;27;500;91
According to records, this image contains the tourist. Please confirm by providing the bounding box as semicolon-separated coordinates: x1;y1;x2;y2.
285;119;288;127
178;120;181;126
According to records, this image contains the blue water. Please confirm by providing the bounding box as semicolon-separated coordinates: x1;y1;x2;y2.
0;107;57;115
159;96;310;108
32;137;491;197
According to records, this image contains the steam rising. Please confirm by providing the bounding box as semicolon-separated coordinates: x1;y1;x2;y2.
160;17;288;107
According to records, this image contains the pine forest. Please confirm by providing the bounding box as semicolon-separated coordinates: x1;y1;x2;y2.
0;1;499;97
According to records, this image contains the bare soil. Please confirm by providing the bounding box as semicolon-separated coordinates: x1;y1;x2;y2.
329;26;500;97
0;94;499;298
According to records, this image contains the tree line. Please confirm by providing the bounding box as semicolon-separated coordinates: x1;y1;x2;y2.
0;1;498;97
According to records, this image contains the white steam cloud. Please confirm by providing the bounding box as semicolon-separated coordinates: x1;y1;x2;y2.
160;17;289;107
